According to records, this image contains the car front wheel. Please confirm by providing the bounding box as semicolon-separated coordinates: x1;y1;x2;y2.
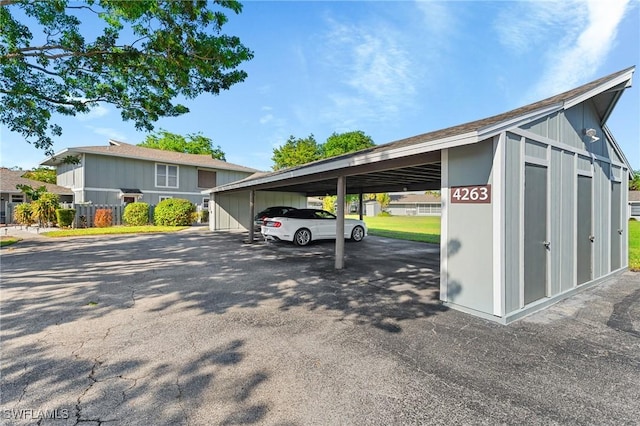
294;228;312;246
351;225;365;242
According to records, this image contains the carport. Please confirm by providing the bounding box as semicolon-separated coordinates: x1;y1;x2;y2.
207;67;635;323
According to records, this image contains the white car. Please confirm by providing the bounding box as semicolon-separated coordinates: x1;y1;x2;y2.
261;209;367;246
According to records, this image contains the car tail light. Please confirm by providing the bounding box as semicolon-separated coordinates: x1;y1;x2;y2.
266;221;281;228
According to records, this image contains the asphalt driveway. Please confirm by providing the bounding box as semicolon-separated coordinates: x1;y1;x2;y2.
1;228;639;425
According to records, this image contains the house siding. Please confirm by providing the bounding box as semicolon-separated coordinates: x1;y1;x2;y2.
80;154;253;205
502;98;629;320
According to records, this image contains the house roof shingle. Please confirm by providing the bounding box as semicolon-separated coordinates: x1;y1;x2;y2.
0;168;74;195
629;191;640;202
390;193;441;204
42;140;259;173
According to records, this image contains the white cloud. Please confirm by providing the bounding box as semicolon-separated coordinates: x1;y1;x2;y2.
318;17;418;128
259;114;274;125
85;125;127;141
532;0;630;97
496;0;631;100
76;104;109;121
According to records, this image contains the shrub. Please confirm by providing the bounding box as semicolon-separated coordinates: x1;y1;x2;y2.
198;209;209;223
94;208;113;228
31;192;60;226
377;211;392;217
14;203;34;225
154;198;195;226
56;208;76;228
123;202;149;226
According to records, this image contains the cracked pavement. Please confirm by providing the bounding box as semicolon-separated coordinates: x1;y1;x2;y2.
1;228;639;425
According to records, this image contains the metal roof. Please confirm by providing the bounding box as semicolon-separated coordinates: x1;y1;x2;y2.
209;66;635;196
41;140;259;174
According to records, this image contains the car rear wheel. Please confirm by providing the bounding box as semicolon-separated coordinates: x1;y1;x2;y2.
351;225;365;242
294;228;312;246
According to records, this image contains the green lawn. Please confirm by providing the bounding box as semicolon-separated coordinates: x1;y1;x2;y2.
630;220;640;271
43;225;189;237
0;236;21;247
348;215;441;244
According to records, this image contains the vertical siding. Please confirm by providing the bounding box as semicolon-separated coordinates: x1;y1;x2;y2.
549;148;563;296
622;170;629;267
560;152;576;292
214;191;308;231
521;116;548;138
82;154;252;206
525;139;547;159
504;132;522;314
593;161;610;278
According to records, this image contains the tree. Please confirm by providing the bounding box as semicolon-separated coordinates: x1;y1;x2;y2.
271;135;321;171
138;130;226;160
22;167;56;184
376;193;391;209
16;183;47;200
631;170;640;191
1;0;253;156
322;131;375;159
272;131;376;171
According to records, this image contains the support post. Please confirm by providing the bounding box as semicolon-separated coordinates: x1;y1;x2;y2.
335;176;346;269
248;190;255;243
358;189;364;220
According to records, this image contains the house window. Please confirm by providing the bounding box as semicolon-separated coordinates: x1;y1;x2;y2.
11;194;24;203
159;196;172;202
198;170;216;188
123;196;136;204
202;198;209;209
156;164;178;188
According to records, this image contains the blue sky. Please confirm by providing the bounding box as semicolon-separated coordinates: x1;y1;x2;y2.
1;0;638;171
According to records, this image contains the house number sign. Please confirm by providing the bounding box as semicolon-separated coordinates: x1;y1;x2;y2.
450;185;491;204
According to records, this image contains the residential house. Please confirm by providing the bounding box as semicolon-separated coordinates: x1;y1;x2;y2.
0;167;74;224
388;193;441;216
41;140;259;207
630;191;640;219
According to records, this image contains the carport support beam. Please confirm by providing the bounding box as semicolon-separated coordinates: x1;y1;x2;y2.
248;190;255;243
335;175;346;269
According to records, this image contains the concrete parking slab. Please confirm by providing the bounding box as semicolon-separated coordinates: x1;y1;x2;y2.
1;229;639;425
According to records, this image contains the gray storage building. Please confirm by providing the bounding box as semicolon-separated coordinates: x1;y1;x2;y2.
206;67;635;323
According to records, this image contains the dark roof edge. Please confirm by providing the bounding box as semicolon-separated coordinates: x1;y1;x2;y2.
209;66;636;194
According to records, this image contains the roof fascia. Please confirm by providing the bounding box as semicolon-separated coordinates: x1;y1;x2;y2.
39;148;72;166
477;103;564;140
603;125;634;176
209;131;478;193
563;70;634;111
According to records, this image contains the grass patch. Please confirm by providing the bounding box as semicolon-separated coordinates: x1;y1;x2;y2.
0;236;21;247
43;225;190;237
348;215;440;244
629;220;640;271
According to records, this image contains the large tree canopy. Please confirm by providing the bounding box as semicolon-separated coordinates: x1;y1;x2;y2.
0;0;253;155
322;131;375;159
271;134;321;171
138;130;226;160
271;131;376;171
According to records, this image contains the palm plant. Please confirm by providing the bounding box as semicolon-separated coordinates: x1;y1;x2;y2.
31;192;60;226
